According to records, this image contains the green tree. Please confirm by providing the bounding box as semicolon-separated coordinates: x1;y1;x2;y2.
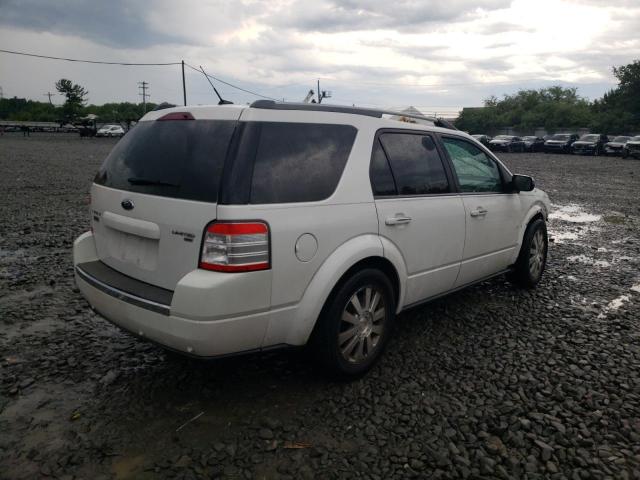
591;60;640;133
55;78;88;122
456;86;593;134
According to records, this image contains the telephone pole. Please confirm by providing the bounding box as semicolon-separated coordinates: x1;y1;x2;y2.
43;92;55;105
138;81;150;113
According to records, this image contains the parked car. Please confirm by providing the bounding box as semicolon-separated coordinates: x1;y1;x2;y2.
471;134;492;147
604;136;632;156
571;134;609;156
544;133;579;153
522;136;545;152
73;101;550;376
96;125;125;137
488;135;525;152
622;136;640;159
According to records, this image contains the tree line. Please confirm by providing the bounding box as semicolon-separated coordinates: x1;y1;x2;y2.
0;78;156;124
455;59;640;135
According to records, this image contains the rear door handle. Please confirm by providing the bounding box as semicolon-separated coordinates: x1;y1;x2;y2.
470;207;488;217
385;215;412;226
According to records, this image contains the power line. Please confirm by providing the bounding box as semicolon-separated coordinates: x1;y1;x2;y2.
0;48;180;66
0;49;277;101
184;62;276;100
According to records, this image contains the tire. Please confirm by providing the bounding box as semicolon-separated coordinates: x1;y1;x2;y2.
509;218;548;289
310;268;396;377
622;149;629;159
507;145;513;153
593;147;599;156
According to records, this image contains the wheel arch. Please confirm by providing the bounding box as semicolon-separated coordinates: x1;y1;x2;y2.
512;202;547;263
281;235;404;346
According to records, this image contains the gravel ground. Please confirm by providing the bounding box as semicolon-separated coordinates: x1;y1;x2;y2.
1;133;639;480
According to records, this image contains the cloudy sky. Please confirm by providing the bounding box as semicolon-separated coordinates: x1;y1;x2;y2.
0;0;639;115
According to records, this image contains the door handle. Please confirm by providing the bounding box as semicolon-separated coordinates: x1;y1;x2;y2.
470;207;488;217
385;215;412;226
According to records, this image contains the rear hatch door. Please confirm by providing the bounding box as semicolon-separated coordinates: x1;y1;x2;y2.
91;107;242;291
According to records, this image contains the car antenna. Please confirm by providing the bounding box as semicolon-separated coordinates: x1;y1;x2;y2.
199;66;233;105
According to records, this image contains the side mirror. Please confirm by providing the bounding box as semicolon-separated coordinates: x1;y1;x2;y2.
512;174;535;192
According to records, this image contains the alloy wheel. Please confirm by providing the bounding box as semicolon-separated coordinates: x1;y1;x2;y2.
529;229;545;279
338;285;386;364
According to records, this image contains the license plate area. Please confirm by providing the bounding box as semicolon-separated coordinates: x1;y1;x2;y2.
103;226;159;271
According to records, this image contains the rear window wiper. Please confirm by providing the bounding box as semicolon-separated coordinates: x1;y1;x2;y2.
127;177;179;187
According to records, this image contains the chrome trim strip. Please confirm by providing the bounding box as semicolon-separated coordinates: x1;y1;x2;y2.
75;265;171;316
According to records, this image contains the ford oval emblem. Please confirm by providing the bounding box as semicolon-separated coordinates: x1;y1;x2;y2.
121;199;134;210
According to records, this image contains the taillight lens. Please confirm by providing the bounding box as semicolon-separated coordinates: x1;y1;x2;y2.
199;222;270;272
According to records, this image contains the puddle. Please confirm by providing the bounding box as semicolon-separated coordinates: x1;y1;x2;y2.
549;204;601;223
566;255;611;268
547;204;603;245
598;295;631;318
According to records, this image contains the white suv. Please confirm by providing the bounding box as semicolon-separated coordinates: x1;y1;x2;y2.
73;101;550;376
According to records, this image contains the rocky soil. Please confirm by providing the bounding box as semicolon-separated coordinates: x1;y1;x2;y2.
1;133;639;479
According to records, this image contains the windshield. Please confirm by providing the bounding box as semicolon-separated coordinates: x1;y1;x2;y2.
494;135;512;140
632;136;640;141
550;134;571;140
94;119;236;202
612;136;630;142
579;134;599;142
523;136;537;140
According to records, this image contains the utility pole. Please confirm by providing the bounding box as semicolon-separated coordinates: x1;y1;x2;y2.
43;92;55;105
138;81;150;113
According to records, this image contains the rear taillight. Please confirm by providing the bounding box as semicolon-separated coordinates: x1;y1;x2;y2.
199;222;270;272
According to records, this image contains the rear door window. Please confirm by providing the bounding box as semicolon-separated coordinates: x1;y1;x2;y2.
94;120;236;202
378;132;450;195
370;139;397;196
249;122;357;204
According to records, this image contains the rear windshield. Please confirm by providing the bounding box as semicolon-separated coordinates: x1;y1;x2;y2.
94;120;236;202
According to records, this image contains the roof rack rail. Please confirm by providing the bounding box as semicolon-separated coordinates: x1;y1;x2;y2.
249;100;458;130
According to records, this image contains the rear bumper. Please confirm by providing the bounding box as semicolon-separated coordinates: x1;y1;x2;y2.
73;232;271;357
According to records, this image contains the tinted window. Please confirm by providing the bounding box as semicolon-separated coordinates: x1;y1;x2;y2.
370;140;396;196
378;133;449;195
442;137;503;193
94;120;235;202
250;123;356;203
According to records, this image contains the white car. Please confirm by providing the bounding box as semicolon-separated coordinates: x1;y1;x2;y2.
73;101;550;376
96;125;125;137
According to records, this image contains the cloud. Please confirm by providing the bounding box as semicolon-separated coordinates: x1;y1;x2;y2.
0;0;184;48
0;0;637;110
274;0;512;32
